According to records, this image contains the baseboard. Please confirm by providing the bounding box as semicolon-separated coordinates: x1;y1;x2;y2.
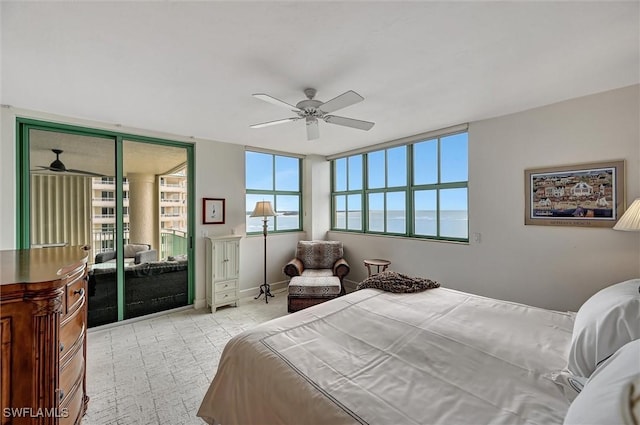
194;298;207;309
343;278;358;294
88;304;194;332
239;280;288;299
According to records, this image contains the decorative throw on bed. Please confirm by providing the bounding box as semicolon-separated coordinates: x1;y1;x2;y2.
356;271;439;293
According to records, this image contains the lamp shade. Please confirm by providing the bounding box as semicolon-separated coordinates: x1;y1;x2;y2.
250;201;276;217
613;199;640;231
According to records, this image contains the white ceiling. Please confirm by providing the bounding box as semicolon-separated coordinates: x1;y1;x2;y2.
2;1;638;157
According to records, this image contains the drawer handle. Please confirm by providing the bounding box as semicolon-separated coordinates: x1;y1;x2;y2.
73;288;85;297
59;390;64;401
59;343;64;352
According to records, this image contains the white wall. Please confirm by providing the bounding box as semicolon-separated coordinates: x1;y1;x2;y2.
331;85;640;312
193;140;304;306
2;85;638;312
0;107;305;310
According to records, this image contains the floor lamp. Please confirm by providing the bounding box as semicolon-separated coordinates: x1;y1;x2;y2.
251;201;277;303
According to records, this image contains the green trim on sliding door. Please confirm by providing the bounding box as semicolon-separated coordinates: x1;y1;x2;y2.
186;145;195;305
15;117;196;321
16;122;30;249
115;136;125;321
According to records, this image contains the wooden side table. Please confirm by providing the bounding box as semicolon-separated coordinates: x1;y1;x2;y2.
364;258;391;277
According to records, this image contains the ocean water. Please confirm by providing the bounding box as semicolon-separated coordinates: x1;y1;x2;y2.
247;210;468;239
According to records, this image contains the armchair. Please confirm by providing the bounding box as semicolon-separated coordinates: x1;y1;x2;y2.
94;243;158;265
283;240;350;312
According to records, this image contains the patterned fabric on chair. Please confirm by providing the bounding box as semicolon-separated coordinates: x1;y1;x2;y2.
283;240;350;312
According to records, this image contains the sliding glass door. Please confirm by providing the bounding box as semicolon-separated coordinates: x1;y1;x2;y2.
17;119;194;327
122;140;189;320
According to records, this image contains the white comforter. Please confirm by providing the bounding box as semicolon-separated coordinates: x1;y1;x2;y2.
198;288;574;425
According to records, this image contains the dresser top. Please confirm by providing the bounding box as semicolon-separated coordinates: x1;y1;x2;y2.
1;246;89;285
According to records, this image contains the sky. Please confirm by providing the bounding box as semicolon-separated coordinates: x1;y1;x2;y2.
245;132;468;213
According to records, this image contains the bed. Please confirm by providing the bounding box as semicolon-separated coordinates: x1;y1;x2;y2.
198;286;578;424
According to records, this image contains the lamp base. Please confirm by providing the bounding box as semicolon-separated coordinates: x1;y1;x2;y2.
254;283;275;303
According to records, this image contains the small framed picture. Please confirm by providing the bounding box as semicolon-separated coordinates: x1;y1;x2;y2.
203;198;225;224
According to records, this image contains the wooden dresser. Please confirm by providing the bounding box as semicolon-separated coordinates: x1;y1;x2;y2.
0;246;89;425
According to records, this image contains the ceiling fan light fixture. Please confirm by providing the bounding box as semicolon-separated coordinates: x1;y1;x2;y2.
50;149;66;171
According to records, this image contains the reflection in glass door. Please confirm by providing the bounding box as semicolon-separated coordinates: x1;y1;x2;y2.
28;128;119;327
21;120;193;328
122;140;189;320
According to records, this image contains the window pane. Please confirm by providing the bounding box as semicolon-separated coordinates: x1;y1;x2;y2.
275;156;299;191
386;191;406;234
387;146;407;187
335;158;347;192
347;194;362;230
414;139;438;185
368;193;384;232
440;188;468;239
246;194;274;232
441;133;468;183
246;152;273;190
414;190;437;236
275;195;299;230
367;150;385;189
334;195;346;229
348;155;363;190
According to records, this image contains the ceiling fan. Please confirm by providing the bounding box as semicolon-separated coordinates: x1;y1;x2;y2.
250;88;375;140
32;149;104;177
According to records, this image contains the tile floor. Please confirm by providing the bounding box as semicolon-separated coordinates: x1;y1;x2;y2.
83;291;288;425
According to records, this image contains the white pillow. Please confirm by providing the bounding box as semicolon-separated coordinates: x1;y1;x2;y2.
564;339;640;425
124;243;149;258
568;279;640;378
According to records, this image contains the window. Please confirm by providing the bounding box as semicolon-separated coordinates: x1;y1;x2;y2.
331;131;468;241
332;155;363;231
245;151;302;233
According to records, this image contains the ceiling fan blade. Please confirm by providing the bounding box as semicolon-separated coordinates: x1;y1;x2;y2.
306;117;319;140
32;165;103;177
252;94;301;112
250;117;299;129
324;115;375;131
318;90;364;113
66;169;106;177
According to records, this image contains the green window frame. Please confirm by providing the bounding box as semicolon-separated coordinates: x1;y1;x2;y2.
245;150;302;233
331;130;469;242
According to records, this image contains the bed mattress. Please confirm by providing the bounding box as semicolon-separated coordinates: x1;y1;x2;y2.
198;287;574;425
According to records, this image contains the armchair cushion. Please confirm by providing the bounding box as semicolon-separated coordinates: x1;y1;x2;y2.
296;240;343;269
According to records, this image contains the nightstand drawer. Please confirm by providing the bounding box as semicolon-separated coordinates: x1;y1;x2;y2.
214;288;237;305
215;280;237;293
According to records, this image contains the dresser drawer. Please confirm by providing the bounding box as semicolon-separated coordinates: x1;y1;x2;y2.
65;274;86;316
59;382;84;425
59;343;84;406
60;303;85;362
215;280;237;293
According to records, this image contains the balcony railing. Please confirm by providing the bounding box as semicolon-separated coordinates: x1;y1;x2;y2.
92;229;187;261
160;229;187;260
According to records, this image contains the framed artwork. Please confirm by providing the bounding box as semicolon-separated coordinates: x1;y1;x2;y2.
524;160;625;228
203;198;225;224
